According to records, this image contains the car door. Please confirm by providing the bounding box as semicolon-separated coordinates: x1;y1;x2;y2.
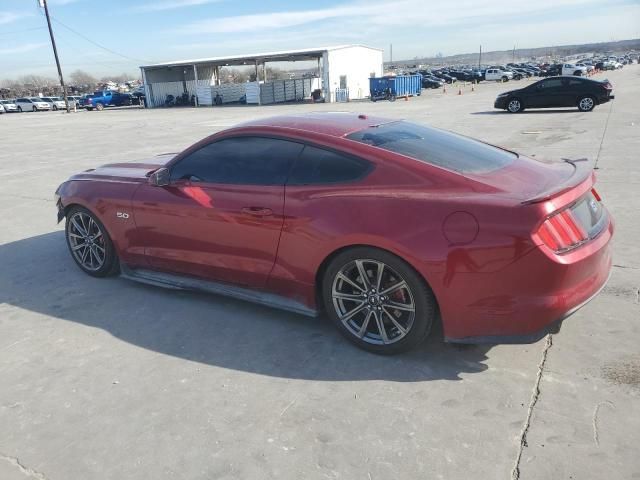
131;136;304;288
528;78;563;107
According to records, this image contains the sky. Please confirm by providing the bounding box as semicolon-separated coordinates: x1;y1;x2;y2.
1;0;639;78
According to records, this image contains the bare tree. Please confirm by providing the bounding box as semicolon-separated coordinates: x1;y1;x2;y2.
69;69;97;89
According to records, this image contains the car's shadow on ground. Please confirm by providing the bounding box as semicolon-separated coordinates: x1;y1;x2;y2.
0;232;492;382
472;109;578;115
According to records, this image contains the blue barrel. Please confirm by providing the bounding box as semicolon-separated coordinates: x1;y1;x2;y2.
369;74;422;101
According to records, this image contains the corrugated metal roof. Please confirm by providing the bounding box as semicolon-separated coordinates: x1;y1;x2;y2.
140;45;382;69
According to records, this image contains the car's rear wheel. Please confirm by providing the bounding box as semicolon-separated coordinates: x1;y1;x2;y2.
507;98;524;113
65;206;119;277
322;247;436;354
17;106;22;112
577;95;596;112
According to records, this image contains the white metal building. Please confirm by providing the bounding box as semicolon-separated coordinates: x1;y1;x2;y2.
139;45;383;108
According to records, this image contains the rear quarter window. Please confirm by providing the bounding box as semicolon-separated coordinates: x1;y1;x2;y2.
288;146;371;185
346;121;515;174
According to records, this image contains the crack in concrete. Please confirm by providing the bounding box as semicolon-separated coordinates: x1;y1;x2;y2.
613;264;640;270
510;334;553;480
592;401;615;447
0;453;48;480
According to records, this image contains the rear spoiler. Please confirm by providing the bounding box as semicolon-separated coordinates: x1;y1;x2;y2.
521;158;595;205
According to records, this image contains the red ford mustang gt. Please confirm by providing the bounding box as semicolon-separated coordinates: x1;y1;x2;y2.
55;113;613;354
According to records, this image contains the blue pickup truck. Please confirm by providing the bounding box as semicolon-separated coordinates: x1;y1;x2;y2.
81;90;133;111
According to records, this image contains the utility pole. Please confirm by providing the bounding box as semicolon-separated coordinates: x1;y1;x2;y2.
390;44;393;64
39;0;70;112
512;45;516;64
479;45;482;68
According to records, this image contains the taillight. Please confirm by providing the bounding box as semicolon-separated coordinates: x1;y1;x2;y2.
535;189;605;253
536;209;587;252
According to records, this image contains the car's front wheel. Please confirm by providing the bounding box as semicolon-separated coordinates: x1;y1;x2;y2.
577;95;596;112
65;206;119;277
95;102;105;111
322;247;436;354
507;98;524;113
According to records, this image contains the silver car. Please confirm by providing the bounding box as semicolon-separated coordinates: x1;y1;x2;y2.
15;97;51;112
40;96;67;110
0;103;4;114
0;100;19;112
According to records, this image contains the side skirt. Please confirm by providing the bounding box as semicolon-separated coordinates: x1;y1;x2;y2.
119;263;318;318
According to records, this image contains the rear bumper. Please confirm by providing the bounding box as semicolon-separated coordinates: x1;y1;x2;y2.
440;214;614;343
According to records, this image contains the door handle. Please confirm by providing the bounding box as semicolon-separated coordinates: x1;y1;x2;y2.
241;207;273;217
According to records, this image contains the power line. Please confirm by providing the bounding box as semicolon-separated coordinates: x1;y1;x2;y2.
0;26;47;37
47;14;149;64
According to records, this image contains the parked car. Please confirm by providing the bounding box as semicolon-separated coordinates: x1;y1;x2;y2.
81;90;133;111
40;96;67;111
0;99;19;112
494;76;614;113
54;113;613;354
67;95;83;108
432;72;457;83
14;97;51;112
420;75;443;89
0;104;4;114
540;64;562;77
562;63;588;76
485;68;513;82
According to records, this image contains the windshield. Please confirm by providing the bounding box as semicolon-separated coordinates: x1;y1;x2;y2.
30;98;44;102
346;121;516;174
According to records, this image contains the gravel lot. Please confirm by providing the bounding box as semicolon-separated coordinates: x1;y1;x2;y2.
1;66;638;480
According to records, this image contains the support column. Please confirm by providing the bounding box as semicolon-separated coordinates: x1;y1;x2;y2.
192;64;199;107
140;67;150;108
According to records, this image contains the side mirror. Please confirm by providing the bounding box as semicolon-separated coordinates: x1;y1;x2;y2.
149;167;170;187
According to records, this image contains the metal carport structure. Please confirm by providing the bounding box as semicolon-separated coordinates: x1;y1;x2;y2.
139;45;383;107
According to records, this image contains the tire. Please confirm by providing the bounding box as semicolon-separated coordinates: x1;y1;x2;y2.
507;97;524;113
577;95;596;112
95;103;104;111
322;247;436;354
388;94;396;102
53;105;58;111
18;107;22;112
501;76;509;82
32;106;36;112
65;206;119;277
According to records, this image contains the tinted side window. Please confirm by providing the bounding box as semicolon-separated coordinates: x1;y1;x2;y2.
541;79;563;88
170;137;303;185
288;146;371;185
